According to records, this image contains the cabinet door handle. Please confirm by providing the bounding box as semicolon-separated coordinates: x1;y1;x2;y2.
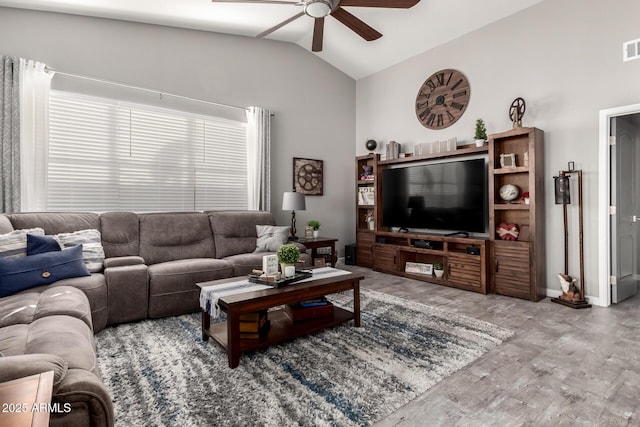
495;260;499;272
393;256;396;265
447;264;451;275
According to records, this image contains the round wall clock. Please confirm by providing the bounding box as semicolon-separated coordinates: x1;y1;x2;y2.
415;69;470;130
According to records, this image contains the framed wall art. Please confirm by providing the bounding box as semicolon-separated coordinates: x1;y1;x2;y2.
293;157;323;195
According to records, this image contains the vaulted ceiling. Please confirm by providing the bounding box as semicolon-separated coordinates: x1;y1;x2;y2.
0;0;542;79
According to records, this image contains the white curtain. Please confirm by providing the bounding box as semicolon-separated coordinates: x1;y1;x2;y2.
246;106;271;211
19;59;53;212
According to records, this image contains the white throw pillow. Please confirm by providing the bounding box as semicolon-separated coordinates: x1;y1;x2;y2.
255;225;290;252
55;229;105;273
0;228;45;258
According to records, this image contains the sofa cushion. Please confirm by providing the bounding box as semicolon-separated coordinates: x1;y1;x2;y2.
207;211;276;258
27;234;61;255
139;213;215;265
255;225;289;252
100;211;139;258
0;215;14;234
0;228;45;258
56;229;105;273
0;245;90;298
0;285;93;330
7;212;100;235
147;258;233;318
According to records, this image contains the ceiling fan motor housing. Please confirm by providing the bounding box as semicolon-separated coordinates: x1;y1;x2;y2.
304;0;335;18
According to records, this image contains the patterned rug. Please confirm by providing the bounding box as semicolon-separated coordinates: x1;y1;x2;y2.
96;289;513;426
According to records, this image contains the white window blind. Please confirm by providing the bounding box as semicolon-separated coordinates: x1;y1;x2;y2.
48;91;247;212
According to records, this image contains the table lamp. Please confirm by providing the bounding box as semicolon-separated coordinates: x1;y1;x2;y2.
282;191;306;240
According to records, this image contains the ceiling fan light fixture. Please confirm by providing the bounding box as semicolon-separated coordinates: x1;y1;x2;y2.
304;0;332;18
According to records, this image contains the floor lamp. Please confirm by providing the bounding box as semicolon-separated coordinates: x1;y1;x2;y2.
282;191;306;240
551;162;591;309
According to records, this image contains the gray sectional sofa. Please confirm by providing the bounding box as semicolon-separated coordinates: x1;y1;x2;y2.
0;210;309;427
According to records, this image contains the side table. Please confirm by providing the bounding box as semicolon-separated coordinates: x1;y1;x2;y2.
0;371;54;427
294;236;338;267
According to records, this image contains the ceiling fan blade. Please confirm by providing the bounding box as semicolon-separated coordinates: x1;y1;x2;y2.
312;17;325;52
338;0;419;8
256;12;305;38
212;0;301;4
330;7;382;41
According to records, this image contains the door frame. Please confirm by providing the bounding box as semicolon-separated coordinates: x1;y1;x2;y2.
598;102;640;307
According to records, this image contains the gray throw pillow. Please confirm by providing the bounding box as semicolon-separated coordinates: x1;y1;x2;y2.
255;225;290;252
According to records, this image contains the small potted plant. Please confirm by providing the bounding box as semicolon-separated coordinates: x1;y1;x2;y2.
433;262;444;278
307;220;321;238
277;243;300;277
474;119;487;147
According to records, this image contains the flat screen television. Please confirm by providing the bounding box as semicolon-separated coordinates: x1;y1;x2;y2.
382;157;488;234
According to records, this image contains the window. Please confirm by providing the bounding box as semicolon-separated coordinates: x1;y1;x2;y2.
48;91;247;212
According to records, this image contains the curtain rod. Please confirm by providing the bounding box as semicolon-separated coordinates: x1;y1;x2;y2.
46;67;272;115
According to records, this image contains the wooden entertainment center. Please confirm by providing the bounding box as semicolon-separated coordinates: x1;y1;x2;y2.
355;127;545;301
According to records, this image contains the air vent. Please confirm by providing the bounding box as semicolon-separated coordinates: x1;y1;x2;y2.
623;38;640;62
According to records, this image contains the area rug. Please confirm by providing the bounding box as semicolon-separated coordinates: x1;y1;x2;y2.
96;289;513;426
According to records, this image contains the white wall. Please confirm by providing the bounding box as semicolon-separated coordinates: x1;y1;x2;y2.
356;0;640;301
0;7;356;254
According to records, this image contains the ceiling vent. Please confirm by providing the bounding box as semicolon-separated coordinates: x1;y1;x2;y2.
623;38;640;62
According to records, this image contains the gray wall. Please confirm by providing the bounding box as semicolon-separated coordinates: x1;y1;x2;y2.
0;7;356;255
355;0;640;302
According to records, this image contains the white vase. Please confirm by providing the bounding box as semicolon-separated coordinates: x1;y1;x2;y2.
475;139;485;147
313;230;319;238
368;222;375;231
434;269;444;278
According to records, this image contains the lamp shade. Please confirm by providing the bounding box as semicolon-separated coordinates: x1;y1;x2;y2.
282;192;306;211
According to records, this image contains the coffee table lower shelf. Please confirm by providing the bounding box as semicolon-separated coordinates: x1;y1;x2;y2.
204;307;354;354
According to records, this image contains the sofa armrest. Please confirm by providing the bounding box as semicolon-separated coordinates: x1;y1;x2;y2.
51;368;114;427
0;353;68;388
103;256;145;269
104;264;149;325
291;242;308;253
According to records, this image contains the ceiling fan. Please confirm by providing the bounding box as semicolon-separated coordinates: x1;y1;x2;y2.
211;0;420;52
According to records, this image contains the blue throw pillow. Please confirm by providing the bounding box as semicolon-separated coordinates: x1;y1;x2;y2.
27;234;61;255
0;245;90;298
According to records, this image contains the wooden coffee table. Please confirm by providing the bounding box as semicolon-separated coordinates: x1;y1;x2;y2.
198;270;364;368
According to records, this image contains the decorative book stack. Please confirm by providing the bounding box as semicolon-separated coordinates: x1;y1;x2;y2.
239;310;270;339
285;297;334;322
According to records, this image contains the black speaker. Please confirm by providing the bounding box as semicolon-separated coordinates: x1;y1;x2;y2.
345;244;356;265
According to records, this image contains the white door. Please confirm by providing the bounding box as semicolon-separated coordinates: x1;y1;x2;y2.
611;114;640;303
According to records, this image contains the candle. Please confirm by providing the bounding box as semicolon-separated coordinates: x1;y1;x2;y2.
284;266;295;278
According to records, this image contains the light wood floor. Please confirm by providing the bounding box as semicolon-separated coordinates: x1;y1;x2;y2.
338;263;639;427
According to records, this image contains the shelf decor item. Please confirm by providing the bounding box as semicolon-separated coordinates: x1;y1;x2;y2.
551;163;591;309
499;153;517;168
365;139;377;153
474;118;487;147
509;97;526;128
499;184;520;202
433;262;444;278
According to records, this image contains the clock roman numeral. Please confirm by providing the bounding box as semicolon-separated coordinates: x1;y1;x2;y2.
451;79;464;91
437;114;444;127
418;107;432;121
426;113;436;126
436;73;445;86
426;80;436;91
446;110;455;122
451;101;464;110
453;91;467;98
